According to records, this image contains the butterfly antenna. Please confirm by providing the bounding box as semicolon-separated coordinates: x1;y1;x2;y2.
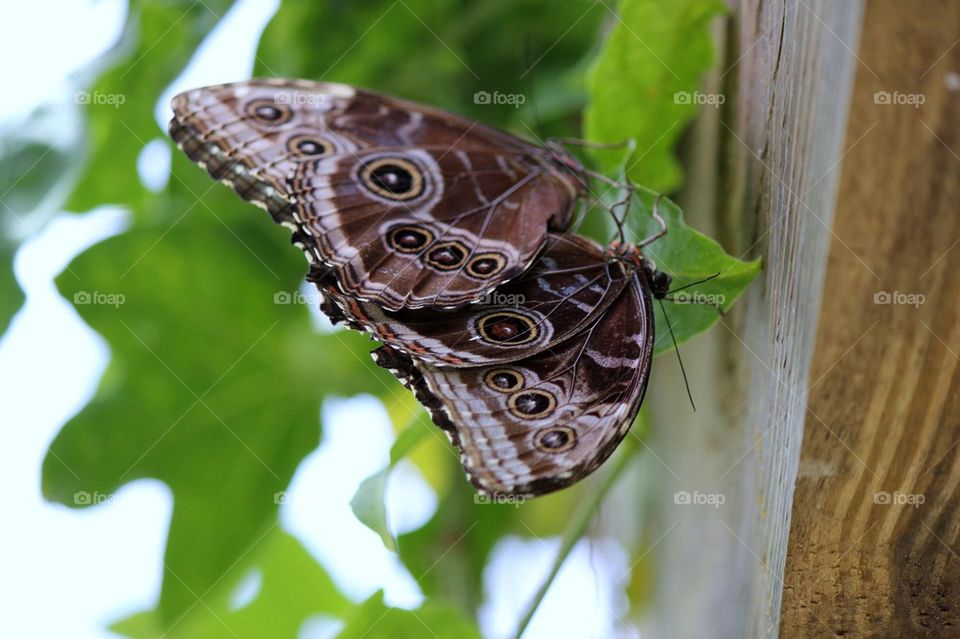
666;272;721;295
663;272;726;315
658;298;696;412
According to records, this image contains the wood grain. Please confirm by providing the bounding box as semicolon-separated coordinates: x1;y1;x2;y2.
642;1;863;637
780;1;960;636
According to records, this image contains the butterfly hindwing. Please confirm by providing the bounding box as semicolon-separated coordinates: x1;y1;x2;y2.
373;279;654;497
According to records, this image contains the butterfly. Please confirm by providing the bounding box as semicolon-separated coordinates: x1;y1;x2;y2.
170;78;676;498
311;231;672;497
169;78;588;310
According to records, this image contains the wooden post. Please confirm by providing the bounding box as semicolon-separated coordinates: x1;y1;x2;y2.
780;1;960;635
642;1;863;637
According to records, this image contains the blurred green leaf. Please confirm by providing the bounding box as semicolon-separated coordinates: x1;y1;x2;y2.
625;188;761;355
398;470;522;612
350;414;430;552
110;531;351;639
0;239;20;335
0;135;76;222
0;111;82;334
67;0;236;213
44;154;391;627
40;1;396;629
337;591;482;639
256;0;603;134
585;0;726;191
36;0;751;636
352;468;395;551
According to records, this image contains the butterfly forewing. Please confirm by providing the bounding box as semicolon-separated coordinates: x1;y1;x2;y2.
169;79;584;310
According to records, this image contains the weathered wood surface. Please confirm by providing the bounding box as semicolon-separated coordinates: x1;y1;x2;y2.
780;1;960;636
643;1;863;637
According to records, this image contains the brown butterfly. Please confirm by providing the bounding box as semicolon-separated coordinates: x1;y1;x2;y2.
312;232;672;497
170;78;677;497
169;79;588;310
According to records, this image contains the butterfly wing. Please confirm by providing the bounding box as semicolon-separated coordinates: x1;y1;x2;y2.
313;234;630;367
374;276;654;497
169;79;583;309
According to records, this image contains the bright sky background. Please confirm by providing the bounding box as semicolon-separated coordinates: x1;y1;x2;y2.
0;2;635;638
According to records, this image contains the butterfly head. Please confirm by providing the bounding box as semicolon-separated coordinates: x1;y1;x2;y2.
607;242;672;299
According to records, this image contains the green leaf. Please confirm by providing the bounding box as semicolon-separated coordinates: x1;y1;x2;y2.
44;156;392;628
37;4;757;637
110;531;351;639
628;187;761;355
352;469;395;552
585;0;726;191
350;415;431;552
397;470;523;613
256;0;604;134
0;132;77;226
0;112;82;335
67;0;236;214
0;238;21;336
337;591;482;639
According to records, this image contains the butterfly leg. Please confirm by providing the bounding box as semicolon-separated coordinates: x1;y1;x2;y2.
580;168;635;244
635;195;668;249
